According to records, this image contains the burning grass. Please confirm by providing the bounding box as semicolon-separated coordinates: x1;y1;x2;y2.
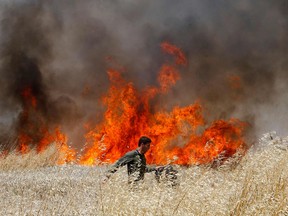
0;132;287;215
13;42;247;167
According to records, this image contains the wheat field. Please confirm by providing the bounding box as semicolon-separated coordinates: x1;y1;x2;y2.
0;132;287;216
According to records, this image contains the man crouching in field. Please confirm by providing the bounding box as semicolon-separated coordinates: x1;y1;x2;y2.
105;136;164;183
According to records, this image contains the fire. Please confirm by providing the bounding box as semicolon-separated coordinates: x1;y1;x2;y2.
18;133;31;154
21;87;37;108
79;42;247;166
17;87;76;164
160;42;187;65
54;127;76;164
14;42;246;166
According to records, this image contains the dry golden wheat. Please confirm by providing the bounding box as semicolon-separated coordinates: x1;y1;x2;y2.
0;132;287;215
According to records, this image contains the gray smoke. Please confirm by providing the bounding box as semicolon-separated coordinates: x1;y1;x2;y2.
0;0;288;149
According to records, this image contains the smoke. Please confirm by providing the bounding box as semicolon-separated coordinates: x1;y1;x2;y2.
0;0;288;149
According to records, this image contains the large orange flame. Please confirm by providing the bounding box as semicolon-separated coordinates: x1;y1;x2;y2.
15;42;246;166
79;42;247;165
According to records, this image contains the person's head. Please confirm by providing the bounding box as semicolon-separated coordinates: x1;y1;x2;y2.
138;136;151;154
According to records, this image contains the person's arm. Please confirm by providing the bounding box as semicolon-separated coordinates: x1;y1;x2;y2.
145;165;166;173
106;151;135;177
145;165;156;173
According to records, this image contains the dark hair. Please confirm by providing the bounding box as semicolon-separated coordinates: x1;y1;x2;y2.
138;136;152;147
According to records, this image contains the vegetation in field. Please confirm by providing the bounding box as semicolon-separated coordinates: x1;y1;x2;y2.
0;132;287;215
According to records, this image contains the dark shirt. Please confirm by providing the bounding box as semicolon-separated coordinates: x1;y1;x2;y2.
107;150;155;182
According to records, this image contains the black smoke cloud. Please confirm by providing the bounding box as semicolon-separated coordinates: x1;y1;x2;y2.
0;0;288;149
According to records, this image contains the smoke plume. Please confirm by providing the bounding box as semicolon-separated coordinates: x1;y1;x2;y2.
0;0;288;149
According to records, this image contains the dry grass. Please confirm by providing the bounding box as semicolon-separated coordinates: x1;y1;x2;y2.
0;144;60;171
0;132;288;215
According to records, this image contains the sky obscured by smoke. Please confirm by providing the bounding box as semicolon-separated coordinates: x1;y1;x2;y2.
0;0;288;147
